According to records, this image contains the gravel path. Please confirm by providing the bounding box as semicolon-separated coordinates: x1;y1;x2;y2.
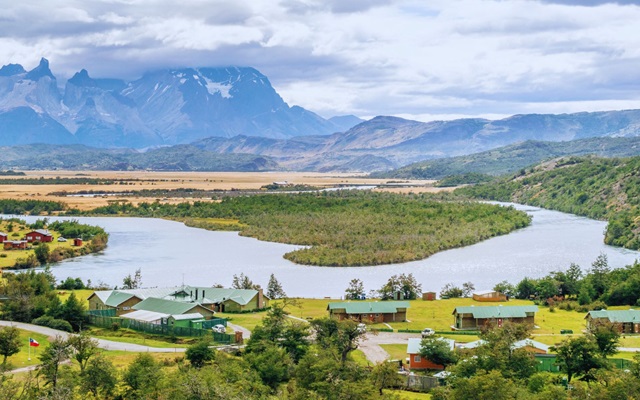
0;320;187;353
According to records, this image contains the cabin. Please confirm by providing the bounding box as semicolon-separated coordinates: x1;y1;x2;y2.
406;337;455;370
88;290;144;316
73;238;83;246
0;232;7;243
327;301;410;323
25;229;53;243
3;240;27;250
586;309;640;333
472;290;507;302
452;305;538;330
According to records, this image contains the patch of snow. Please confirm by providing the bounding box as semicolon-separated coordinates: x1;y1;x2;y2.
179;78;186;84
203;77;232;98
154;83;159;91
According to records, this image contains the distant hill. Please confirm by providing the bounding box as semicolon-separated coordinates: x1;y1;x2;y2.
456;156;640;251
375;136;640;179
0;144;278;171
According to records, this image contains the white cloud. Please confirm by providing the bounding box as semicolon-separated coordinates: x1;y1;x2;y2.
1;0;639;119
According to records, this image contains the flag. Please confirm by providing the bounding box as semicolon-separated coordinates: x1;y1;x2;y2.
29;338;39;347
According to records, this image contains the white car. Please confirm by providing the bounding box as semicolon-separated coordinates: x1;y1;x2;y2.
421;328;435;337
357;323;367;333
212;324;226;334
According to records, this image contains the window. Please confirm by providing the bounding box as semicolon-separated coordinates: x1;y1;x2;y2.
123;306;130;310
414;355;421;362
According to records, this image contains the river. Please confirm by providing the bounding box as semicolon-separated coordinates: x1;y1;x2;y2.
8;203;640;298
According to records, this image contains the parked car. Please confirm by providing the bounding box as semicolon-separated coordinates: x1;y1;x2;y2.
421;328;435;337
212;324;226;334
357;323;367;333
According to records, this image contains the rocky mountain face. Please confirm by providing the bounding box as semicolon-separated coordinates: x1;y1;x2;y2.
0;59;353;148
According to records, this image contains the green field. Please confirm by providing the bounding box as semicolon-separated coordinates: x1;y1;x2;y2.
3;329;50;370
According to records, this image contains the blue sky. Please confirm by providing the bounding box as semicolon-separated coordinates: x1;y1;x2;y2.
1;0;639;121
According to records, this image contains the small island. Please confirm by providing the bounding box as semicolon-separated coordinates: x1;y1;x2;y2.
0;218;108;269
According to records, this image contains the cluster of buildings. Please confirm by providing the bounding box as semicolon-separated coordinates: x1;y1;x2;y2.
88;285;268;328
1;229;83;250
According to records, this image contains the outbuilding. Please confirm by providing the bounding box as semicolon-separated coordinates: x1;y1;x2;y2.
0;232;7;243
73;238;83;246
3;240;27;250
406;337;455;370
472;290;507;302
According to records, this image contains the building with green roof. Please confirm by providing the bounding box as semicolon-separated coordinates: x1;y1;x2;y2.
133;297;214;319
327;301;410;323
452;305;539;330
586;309;640;333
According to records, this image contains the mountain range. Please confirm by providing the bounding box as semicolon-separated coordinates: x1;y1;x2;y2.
2;58;640;172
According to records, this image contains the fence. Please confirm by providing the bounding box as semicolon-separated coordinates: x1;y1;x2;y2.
87;309;117;317
534;354;632;372
86;314;234;343
405;374;440;391
202;318;228;329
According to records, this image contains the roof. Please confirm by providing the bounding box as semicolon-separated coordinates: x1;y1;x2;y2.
133;297;205;315
587;309;640;323
406;337;455;354
457;339;549;352
0;232;7;236
169;313;204;321
121;310;167;322
89;286;263;307
30;229;52;236
457;340;485;349
327;301;410;314
105;291;137;307
473;290;501;296
453;305;538;319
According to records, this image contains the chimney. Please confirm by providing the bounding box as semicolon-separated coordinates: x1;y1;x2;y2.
195;290;198;300
258;288;264;309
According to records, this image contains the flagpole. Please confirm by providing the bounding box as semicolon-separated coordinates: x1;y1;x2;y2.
28;338;31;361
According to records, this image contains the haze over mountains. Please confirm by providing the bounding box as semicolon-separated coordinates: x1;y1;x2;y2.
1;58;640;172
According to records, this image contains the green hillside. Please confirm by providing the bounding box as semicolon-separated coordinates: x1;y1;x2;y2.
376;136;640;179
456;156;640;250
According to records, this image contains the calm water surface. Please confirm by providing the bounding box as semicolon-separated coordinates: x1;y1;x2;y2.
11;203;640;298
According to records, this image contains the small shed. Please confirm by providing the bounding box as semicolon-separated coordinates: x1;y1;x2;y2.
0;232;7;243
472;290;507;302
73;238;83;246
167;313;205;328
422;292;437;301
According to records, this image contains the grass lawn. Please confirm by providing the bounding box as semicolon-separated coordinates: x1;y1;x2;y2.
386;389;432;400
380;344;408;361
86;327;192;348
3;329;50;370
217;311;271;332
100;350;184;370
0;220;92;269
57;289;94;308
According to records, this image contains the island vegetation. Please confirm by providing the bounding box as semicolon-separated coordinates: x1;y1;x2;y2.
72;191;531;266
456;156;640;251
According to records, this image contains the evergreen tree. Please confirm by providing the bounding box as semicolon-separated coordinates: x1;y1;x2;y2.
0;327;21;367
61;292;88;332
344;278;365;300
266;274;286;299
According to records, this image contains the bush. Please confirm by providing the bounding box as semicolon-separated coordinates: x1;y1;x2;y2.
31;316;73;332
111;323;120;331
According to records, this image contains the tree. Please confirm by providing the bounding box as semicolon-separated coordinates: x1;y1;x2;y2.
344;278;365;300
232;273;260;290
67;331;99;373
440;283;463;298
0;327;21;367
588;253;610;298
587;320;620;358
311;318;367;365
379;273;421;300
123;353;164;399
61;292;88;332
185;338;214;368
419;336;458;369
80;354;118;398
38;336;71;388
493;281;515;297
462;282;475;298
122;268;142;289
552;336;608;383
371;361;403;395
247;342;292;389
266;274;286;299
516;277;536;299
34;244;50;265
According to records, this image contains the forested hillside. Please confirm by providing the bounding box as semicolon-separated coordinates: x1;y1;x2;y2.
457;156;640;250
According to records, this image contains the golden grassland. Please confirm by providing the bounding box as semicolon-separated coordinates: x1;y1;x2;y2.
0;220;89;269
0;170;438;211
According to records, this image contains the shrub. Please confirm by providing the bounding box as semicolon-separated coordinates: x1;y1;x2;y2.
111;323;120;331
31;316;73;332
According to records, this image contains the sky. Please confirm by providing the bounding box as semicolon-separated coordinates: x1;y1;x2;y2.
1;0;639;121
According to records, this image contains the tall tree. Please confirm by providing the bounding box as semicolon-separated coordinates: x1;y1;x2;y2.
419;336;458;369
67;331;99;373
462;282;475;298
232;273;260;290
123;353;164;399
552;336;608;383
0;327;21;367
587;320;620;358
344;278;365;300
311;318;366;365
61;292;88;332
122;268;142;289
266;274;286;299
38;336;71;388
80;354;118;399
